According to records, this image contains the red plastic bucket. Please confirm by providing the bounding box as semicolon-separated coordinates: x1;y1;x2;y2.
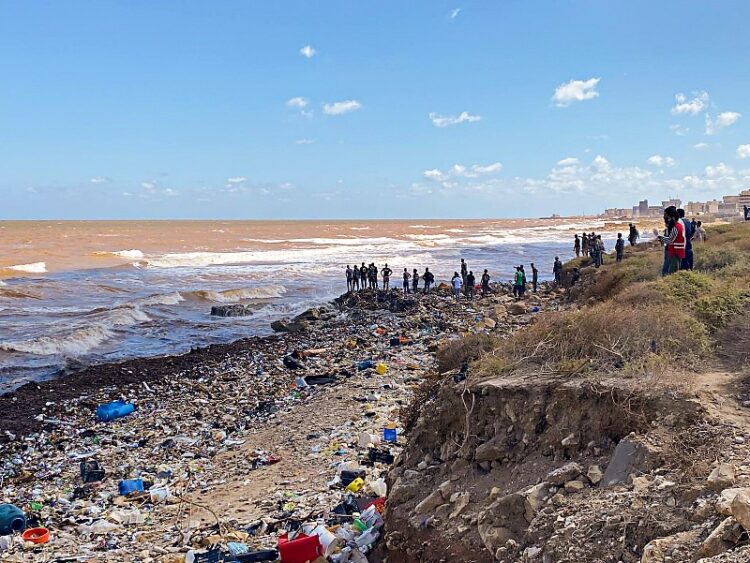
278;532;324;563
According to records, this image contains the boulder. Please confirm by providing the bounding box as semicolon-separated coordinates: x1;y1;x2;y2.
294;307;321;322
210;304;254;317
475;439;505;462
561;433;579;447
449;492;471;519
523;483;549;523
601;434;655;487
436;282;451;292
491;305;508;319
694;517;743;559
414;489;444;516
270;319;309;333
708;463;736;491
730;490;750;530
476;317;496;330
477;492;527;553
586;465;603;485
717;488;750;516
641;529;703;563
564;479;585;493
546;462;583;486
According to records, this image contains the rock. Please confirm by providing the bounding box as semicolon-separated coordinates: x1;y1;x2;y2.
475;439;505;462
601;434;654;487
546;462;583;486
586;464;603;485
694;517;743;559
414;489;445;516
270;318;309;333
210;304;254;317
632;476;651;493
717;488;750;516
476;317;496;330
730;490;750;530
436;282;451;292
641;529;703;563
294;307;321;322
523;483;549;523
561;433;579;447
491;305;508;319
708;463;736;491
449;492;471;519
564;480;585;493
508;302;527;315
477;492;526;553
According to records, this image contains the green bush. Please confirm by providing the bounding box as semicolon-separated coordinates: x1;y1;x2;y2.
694;246;741;272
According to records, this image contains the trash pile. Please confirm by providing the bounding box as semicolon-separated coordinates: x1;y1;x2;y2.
0;285;558;562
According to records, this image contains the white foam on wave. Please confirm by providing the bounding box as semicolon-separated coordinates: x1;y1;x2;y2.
5;262;47;273
94;249;145;259
135;291;185;307
0;306;150;356
193;285;287;303
404;234;452;241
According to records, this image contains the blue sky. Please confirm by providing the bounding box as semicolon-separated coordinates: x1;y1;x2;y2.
1;0;749;219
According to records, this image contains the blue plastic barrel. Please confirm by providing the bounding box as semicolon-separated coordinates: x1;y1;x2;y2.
96;400;135;422
383;428;397;443
118;478;144;495
0;503;26;535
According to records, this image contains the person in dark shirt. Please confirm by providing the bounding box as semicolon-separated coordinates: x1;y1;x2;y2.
466;270;476;298
553;257;563;284
531;263;538;293
402;268;410;294
481;269;490;296
359;263;368;291
346;265;353;292
615;233;625;262
381;264;392;290
574;235;581;257
412;268;419;293
423;268;434;293
460;259;468;287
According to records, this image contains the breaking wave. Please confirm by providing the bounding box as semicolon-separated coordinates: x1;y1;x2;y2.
134;292;185;307
0;306;150;356
5;262;47;273
94;249;145;259
192;286;286;303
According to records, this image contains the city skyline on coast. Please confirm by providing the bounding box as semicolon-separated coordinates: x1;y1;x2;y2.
2;1;750;220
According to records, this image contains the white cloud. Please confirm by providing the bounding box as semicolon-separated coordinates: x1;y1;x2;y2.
551;78;600;107
295;138;314;145
286;97;308;108
647;155;676;167
705;162;734;177
449;8;461;19
299;45;316;59
471;162;503;174
556;157;579;166
671;91;709;115
226;177;247;184
423;161;503;183
141;182;155;189
706;111;742;135
737;144;750;159
90;176;111;184
669;124;689;136
139;181;178;198
428;111;481;128
323;100;362;115
693;142;709;150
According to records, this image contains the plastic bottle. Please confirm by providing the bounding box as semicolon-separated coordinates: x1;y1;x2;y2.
0;504;25;535
96;400;135;422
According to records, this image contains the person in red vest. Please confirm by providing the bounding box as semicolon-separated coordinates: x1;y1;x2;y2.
658;206;685;275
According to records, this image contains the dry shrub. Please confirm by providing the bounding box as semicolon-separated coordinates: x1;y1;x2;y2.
436;333;497;373
475;299;710;379
716;306;750;369
693;245;742;272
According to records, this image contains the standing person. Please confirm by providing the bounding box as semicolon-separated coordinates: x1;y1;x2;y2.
346;265;353;292
574;235;581;257
451;271;463;299
423;267;434;294
657;206;686;276
402;268;411;294
460;259;468;287
481;269;491;296
412;268;419;294
615;233;625;262
570;267;581;286
627;223;639;246
368;263;377;289
677;209;694;271
381;263;392;290
520;265;527;298
359;263;367;291
693;221;707;243
531;263;538;293
351;265;359;291
466;270;476;298
597;235;606;266
513;267;525;299
553;257;563;284
581;233;589;257
745;205;749;221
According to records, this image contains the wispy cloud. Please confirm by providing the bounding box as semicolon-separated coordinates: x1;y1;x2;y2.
671;91;709;116
286;97;308;108
706;111;741;135
705;162;733;177
423;161;503;185
139;181;178;198
295;139;314;145
428;111;481;128
670;124;689;136
323;100;362;115
552;78;600;107
299;45;316;59
737;144;750;159
449;8;461;19
90;176;111;184
226;177;247;184
693;142;710;150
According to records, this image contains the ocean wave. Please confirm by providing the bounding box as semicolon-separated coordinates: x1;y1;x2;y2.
134;291;185;307
0;306;150;356
192;286;286;303
94;249;145;259
0;287;42;299
5;262;47;273
403;234;452;241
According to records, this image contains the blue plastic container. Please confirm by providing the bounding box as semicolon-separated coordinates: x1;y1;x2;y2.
357;359;374;371
0;503;26;535
96;400;135;422
118;478;144;496
383;428;398;443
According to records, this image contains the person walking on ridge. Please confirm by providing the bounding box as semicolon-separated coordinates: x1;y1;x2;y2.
628;223;639;247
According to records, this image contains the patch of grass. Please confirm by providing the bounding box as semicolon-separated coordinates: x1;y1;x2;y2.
436;333;496;373
658;270;714;303
693;246;741;272
694;291;747;331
